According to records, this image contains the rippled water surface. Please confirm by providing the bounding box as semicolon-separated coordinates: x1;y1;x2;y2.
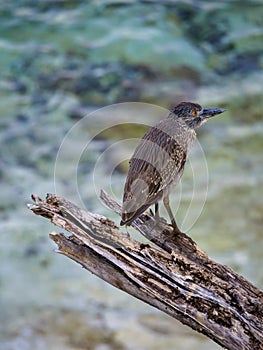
0;1;262;349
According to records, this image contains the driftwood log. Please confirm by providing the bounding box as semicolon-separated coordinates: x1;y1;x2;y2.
28;192;263;350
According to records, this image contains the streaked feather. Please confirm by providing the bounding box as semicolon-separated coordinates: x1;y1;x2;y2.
121;118;192;225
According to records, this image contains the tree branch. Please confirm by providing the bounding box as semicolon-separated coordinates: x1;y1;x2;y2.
28;192;263;350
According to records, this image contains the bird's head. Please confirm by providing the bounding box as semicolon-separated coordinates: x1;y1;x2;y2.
170;102;225;129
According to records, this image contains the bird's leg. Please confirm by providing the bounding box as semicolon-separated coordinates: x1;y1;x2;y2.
149;208;154;216
163;196;181;233
154;202;160;222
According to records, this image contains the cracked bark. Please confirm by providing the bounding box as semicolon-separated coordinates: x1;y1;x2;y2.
28;192;263;350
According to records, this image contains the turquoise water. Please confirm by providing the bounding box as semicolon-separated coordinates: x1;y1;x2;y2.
0;1;262;349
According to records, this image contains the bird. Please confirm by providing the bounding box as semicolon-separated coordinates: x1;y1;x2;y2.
120;101;225;232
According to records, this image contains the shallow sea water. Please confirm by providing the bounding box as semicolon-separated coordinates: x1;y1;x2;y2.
0;1;262;349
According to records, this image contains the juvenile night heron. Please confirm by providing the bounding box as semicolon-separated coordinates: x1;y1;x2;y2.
120;102;225;232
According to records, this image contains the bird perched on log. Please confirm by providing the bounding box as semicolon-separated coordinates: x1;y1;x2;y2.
120;101;225;232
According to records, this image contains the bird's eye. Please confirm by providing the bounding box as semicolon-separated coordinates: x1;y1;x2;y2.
192;110;198;116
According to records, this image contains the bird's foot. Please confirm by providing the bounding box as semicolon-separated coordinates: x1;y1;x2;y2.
170;219;182;234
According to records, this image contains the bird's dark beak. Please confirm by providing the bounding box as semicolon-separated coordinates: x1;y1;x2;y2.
199;107;225;119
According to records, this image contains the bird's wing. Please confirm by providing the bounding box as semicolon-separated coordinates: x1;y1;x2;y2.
121;124;187;225
130;124;187;193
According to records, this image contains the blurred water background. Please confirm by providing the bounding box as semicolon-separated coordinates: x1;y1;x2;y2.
0;1;263;349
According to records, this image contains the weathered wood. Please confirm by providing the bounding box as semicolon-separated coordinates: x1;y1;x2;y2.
28;193;263;350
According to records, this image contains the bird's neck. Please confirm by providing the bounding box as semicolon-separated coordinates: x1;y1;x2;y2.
165;113;196;151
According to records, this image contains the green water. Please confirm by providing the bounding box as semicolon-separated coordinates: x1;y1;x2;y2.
0;1;262;349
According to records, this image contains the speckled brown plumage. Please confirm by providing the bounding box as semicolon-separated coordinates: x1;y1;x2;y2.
120;102;225;230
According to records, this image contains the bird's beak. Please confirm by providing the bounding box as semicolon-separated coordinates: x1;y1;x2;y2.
199;107;225;119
